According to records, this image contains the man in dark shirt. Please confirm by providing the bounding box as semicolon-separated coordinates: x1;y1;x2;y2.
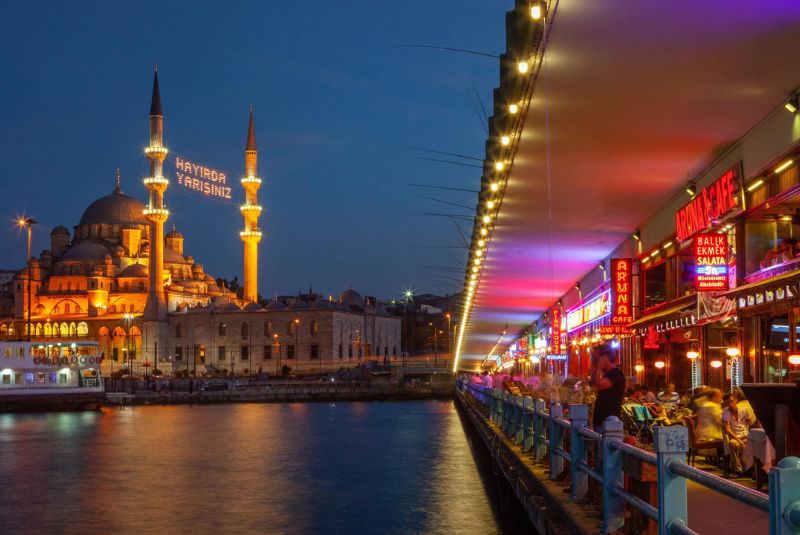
590;343;626;431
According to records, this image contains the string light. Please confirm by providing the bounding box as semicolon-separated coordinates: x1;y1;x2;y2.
517;60;529;74
495;161;505;171
508;103;519;114
501;135;510;146
530;2;542;19
490;182;498;192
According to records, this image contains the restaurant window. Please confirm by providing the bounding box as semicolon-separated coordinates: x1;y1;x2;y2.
643;261;668;309
677;253;696;296
287;344;295;359
263;345;272;360
241;346;249;360
310;344;319;359
2;374;9;385
218;346;226;362
744;217;800;276
762;315;798;383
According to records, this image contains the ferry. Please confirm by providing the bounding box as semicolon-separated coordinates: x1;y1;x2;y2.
0;340;105;411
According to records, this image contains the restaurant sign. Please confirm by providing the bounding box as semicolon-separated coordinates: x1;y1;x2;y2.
610;258;633;327
566;290;611;332
550;308;562;354
695;233;729;291
676;165;740;242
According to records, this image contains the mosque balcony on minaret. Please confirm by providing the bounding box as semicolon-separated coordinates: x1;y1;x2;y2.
241;176;262;186
239;203;262;215
144;145;169;160
143;175;170;191
143;206;169;222
239;229;263;240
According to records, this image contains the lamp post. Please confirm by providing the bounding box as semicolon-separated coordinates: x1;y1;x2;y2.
124;313;133;389
273;333;280;376
18;217;37;341
429;321;438;367
294;318;300;362
445;312;452;354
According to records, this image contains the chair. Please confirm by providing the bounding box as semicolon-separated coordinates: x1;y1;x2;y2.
686;416;725;473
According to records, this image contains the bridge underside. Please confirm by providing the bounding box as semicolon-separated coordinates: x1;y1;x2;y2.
460;0;800;367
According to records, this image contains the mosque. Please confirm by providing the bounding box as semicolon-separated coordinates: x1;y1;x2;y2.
1;70;401;375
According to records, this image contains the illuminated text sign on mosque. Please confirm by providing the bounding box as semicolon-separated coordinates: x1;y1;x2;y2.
174;157;233;200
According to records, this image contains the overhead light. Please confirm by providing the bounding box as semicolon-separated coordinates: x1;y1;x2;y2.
633;229;641;241
495;161;505;171
482;215;491;224
786;94;799;113
470;273;477;280
480;228;488;236
686;184;696;197
634;364;644;373
530;2;543;19
473;258;481;266
472;266;479;273
598;262;605;271
788;354;800;366
508;103;519;114
501;135;510;146
654;361;666;369
725;347;740;357
662;241;673;250
486;200;495;209
686;350;699;360
774;159;794;174
710;360;723;369
574;283;580;292
478;239;485;247
649;250;659;258
490;182;498;192
746;179;764;192
517;60;529;74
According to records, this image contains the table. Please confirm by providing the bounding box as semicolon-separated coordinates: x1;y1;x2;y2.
743;428;775;490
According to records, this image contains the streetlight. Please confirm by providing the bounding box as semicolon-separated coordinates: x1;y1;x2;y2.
124;313;134;389
17;217;37;340
273;333;280;376
445;313;452;353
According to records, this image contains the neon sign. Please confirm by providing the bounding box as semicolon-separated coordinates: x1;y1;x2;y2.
566;290;611;332
695;233;729;291
676;165;740;242
174;157;233;200
550;308;562;354
611;259;633;327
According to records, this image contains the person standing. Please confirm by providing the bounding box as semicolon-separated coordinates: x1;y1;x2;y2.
590;344;626;432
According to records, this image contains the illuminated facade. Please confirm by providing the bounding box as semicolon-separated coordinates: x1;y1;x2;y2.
0;71;400;375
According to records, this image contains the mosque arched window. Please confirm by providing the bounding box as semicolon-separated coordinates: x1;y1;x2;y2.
218;323;226;336
77;322;88;336
241;322;249;340
59;323;69;337
264;321;272;336
44;323;52;337
64;303;71;315
287;321;296;336
51;305;60;315
109;305;116;313
176;324;183;338
310;320;319;336
69;323;76;336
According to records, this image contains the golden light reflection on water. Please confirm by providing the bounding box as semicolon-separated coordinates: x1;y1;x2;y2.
0;402;527;535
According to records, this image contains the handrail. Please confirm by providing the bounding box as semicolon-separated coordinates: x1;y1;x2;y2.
668;459;769;512
456;379;800;535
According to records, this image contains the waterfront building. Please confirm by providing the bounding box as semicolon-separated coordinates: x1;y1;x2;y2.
0;71;400;375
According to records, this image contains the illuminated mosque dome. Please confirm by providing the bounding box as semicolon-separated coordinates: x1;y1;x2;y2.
78;188;147;227
339;288;363;307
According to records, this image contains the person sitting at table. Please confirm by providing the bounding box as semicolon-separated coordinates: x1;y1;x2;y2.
761;239;788;269
722;391;756;476
657;383;680;412
695;388;724;442
731;387;758;426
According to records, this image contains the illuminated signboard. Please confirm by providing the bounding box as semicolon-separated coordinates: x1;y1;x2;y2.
611;259;633;326
546;354;568;361
566;290;611;332
550;308;561;354
695;233;729;291
174;157;233;200
676;165;740;242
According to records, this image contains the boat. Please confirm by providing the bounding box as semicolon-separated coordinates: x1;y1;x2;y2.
0;339;105;412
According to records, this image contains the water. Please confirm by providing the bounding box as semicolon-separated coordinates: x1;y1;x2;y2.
0;401;533;534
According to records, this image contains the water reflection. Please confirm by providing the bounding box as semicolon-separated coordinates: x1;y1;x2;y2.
0;402;532;535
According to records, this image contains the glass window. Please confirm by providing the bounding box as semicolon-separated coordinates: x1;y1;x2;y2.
17;347;23;358
175;324;182;338
175;347;183;361
264;321;271;336
25;373;34;384
644;261;668;309
218;346;226;362
241;346;249;360
4;347;11;358
311;320;319;335
287;321;296;335
15;374;22;384
218;323;226;336
2;374;10;385
310;344;319;359
287;345;295;359
36;372;45;384
59;373;67;384
241;323;249;340
745;218;800;275
263;345;272;359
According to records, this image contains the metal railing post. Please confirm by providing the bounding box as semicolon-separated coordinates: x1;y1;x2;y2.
569;404;589;502
521;396;534;450
549;403;564;479
515;395;524;440
768;456;800;535
503;392;513;435
653;426;689;535
602;416;625;533
533;398;546;461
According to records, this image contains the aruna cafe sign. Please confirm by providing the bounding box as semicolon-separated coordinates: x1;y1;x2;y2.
676;165;740;243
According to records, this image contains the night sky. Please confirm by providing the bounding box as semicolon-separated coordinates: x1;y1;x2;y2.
1;1;504;300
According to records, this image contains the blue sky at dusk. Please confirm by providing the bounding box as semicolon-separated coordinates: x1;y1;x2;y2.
1;1;504;300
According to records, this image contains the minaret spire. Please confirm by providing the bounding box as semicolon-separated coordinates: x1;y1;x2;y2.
143;66;170;321
240;107;263;302
114;168;121;194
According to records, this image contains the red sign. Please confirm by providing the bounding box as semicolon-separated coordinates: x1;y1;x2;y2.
610;258;633;326
599;325;633;335
695;233;729;291
550;308;561;354
676;165;740;242
644;325;660;349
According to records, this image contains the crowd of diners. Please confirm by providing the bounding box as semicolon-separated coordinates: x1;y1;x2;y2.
465;354;761;478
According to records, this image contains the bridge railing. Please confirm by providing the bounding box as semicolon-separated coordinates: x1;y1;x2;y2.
457;379;800;535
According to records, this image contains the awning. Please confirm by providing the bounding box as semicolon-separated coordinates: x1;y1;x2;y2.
628;299;696;329
724;268;800;297
725;269;800;312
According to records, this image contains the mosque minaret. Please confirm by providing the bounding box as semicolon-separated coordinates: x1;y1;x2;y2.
240;108;262;302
